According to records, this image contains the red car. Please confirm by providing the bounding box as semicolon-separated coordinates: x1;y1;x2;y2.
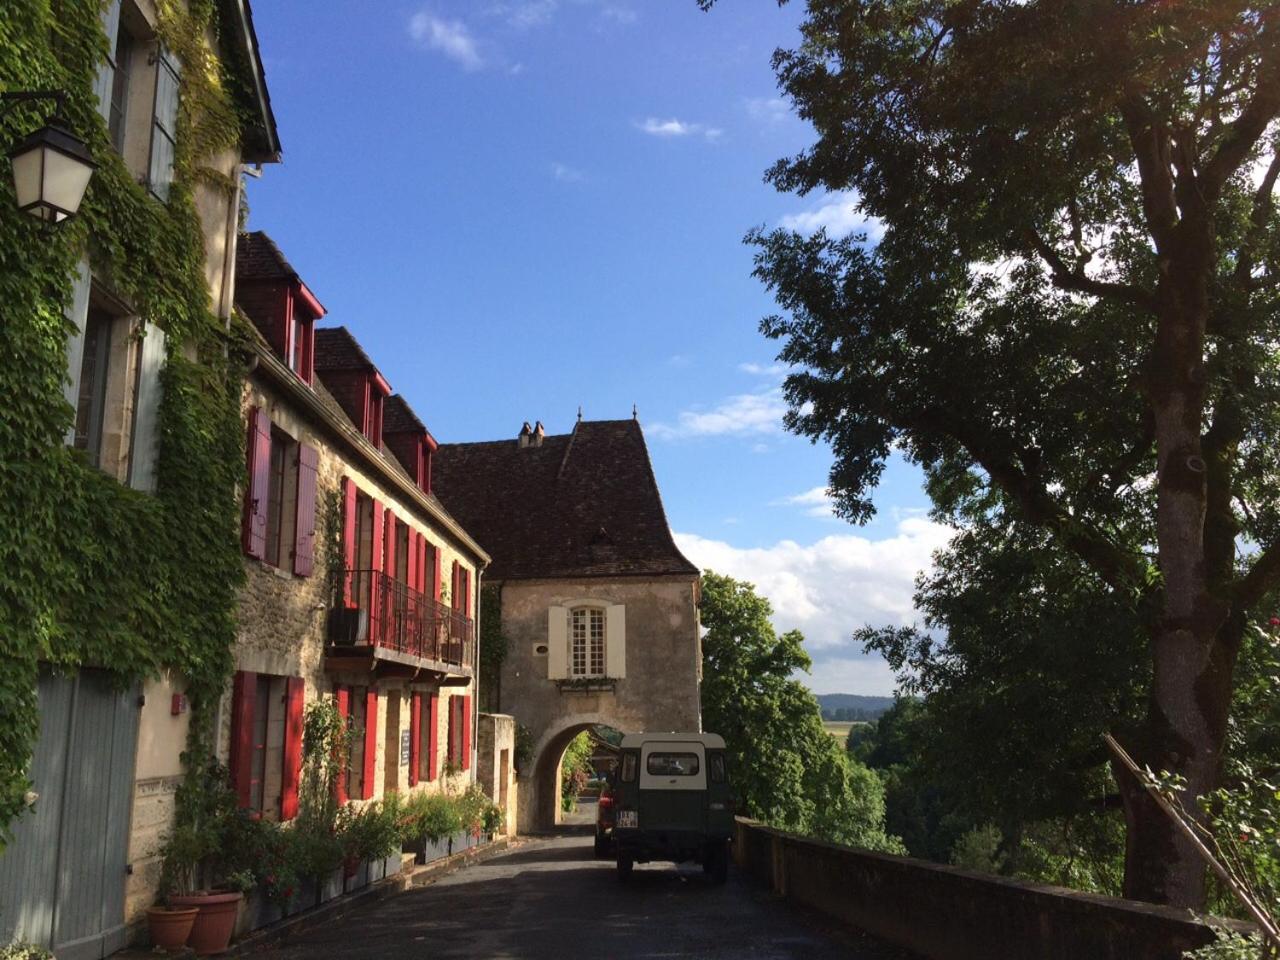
594;772;617;857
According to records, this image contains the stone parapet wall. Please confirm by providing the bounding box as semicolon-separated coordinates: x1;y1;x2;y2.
733;819;1253;960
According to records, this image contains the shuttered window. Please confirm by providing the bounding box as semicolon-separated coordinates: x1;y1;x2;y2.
363;689;378;800
341;478;358;605
148;46;180;201
409;692;421;786
127;322;166;493
243;407;271;559
292;445;319;576
461;696;471;771
92;1;123;125
427;694;440;780
281;678;304;819
230;670;301;820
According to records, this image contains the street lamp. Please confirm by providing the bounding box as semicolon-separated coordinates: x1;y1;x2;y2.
2;91;96;224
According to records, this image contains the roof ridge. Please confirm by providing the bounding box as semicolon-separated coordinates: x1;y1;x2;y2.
555;419;582;482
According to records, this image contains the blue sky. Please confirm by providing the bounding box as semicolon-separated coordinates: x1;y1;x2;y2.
244;0;946;695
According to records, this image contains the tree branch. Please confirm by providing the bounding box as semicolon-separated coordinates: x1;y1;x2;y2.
1233;540;1280;613
1233;144;1280;288
1027;231;1157;311
1200;20;1280;201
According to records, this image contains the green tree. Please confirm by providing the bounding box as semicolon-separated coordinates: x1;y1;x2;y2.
560;731;594;812
700;571;898;850
699;0;1280;908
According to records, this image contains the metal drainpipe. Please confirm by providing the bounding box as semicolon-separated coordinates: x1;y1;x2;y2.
473;564;483;781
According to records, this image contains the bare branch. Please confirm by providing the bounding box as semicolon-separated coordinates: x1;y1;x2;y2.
1200;20;1280;200
1234;144;1280;288
1027;231;1157;311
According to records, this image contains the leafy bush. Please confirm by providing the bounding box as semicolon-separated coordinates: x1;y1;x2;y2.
338;794;405;863
1183;931;1267;960
403;791;463;843
0;943;54;960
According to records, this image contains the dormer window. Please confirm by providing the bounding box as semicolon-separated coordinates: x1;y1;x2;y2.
234;232;325;386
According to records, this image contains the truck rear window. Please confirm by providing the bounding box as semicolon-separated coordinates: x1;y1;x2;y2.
646;752;700;776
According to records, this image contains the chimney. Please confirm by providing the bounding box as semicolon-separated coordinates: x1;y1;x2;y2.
532;421;545;447
518;421;533;448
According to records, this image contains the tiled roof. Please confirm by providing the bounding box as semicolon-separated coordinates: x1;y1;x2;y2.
433;419;699;581
384;395;425;435
237;231;297;280
314;326;378;373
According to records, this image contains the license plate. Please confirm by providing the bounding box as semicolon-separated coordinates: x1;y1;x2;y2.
617;810;637;828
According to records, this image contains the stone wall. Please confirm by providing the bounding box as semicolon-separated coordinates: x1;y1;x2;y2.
476;713;518;837
495;575;700;831
733;819;1253;960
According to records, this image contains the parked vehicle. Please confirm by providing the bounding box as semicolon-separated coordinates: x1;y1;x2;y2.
594;770;617;857
610;733;732;883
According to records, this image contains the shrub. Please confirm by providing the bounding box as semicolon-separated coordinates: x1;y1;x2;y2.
0;944;54;960
403;792;462;844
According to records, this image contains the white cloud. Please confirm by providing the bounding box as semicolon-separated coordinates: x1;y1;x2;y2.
779;189;883;241
675;516;952;694
409;12;484;70
744;96;790;124
648;387;788;440
777;486;836;519
636;117;722;142
550;161;584;182
499;0;558;28
738;361;787;378
599;5;638;24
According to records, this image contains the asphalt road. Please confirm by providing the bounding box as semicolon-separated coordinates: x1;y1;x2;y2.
248;832;918;960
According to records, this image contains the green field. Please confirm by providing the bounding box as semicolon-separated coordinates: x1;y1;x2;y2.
823;720;868;739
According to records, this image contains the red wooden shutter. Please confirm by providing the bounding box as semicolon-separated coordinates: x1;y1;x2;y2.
461;695;471;771
451;561;460;611
417;535;427;595
431;545;442;601
341;478;358;606
242;408;271;558
293;444;319;576
447;696;458;766
383;512;397;580
363;689;378;799
406;530;418;594
336;686;351;803
281;677;304;819
229;671;257;808
428;694;439;780
369;500;385;642
409;692;421;786
461;568;471;619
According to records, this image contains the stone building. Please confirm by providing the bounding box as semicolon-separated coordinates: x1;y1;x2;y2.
433;418;703;831
224;231;493;838
0;1;281;954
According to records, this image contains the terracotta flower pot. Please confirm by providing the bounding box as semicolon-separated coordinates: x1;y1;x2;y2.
169;891;243;955
147;906;198;953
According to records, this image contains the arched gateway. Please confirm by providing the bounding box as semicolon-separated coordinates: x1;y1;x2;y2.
433;418;703;830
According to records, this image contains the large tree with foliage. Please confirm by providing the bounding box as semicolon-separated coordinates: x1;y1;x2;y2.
699;0;1280;908
700;571;898;850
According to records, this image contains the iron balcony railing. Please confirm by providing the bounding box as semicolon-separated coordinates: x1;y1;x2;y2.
331;568;474;671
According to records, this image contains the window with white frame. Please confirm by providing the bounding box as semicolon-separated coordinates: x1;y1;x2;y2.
570;606;606;678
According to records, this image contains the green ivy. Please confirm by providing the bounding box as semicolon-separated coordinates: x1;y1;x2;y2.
478;584;506;711
0;0;259;843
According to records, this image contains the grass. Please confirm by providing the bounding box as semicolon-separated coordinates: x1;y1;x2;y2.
823;721;867;739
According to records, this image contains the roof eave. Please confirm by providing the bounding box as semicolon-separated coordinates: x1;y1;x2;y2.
222;0;281;164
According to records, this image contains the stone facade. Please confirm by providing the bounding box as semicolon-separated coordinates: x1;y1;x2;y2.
476;713;518;837
496;576;701;830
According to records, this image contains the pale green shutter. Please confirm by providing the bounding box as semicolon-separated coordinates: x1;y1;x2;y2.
547;606;568;680
63;259;93;446
148;47;180;200
92;1;123;123
606;605;626;679
128;323;166;492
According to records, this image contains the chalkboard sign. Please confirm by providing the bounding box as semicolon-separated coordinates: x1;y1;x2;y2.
400;728;411;767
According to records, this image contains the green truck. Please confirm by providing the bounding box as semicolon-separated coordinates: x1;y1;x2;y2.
610;732;733;883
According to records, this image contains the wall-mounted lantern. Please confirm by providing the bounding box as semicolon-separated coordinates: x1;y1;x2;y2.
3;90;96;224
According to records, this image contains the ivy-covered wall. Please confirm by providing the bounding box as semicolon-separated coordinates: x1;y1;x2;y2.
0;0;261;843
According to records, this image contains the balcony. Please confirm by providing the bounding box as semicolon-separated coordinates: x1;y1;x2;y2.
325;569;474;681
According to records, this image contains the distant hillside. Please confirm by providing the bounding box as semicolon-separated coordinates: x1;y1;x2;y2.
816;693;895;721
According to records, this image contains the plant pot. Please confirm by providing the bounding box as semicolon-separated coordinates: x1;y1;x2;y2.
169;891;243;956
344;859;370;894
147;906;198;953
319;868;343;903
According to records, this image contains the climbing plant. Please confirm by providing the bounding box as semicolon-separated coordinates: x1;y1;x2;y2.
478;583;506;711
0;0;264;843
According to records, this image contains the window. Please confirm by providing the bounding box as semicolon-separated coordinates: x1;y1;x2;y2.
346;685;367;799
709;752;727;783
263;427;298;569
148;46;180;201
107;21;134;151
230;671;303;820
620;752;637;783
570;607;606;678
74;308;113;466
646;753;700;777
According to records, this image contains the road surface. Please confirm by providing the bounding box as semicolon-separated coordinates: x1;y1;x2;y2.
247;832;917;960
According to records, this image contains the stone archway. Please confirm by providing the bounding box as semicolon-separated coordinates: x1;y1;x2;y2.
521;711;620;832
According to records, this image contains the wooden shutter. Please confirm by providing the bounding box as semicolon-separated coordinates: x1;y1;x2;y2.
127;322;167;493
446;697;458;766
461;696;471;771
292;444;319;576
336;686;350;804
281;677;304;820
62;259;92;446
148;46;180;201
243;407;271;559
406;529;418;594
409;692;421;786
229;671;257;808
92;1;122;122
341;478;358;606
369;500;385;642
431;545;442;601
547;606;568;679
427;694;439;780
362;689;378;800
606;604;627;679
